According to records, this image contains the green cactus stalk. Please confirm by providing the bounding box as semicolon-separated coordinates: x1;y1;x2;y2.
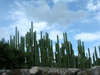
62;33;68;68
15;27;17;49
82;41;85;69
50;40;53;67
98;46;100;57
85;53;88;68
55;35;61;68
10;35;12;47
34;31;40;66
13;36;15;48
21;36;25;53
69;42;75;68
39;31;44;67
88;48;91;68
94;46;98;65
77;40;85;69
8;22;100;68
93;53;95;66
18;31;19;49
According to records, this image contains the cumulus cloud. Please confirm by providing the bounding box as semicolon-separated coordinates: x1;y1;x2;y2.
74;32;100;42
86;0;100;11
86;0;100;21
11;0;86;28
0;0;86;41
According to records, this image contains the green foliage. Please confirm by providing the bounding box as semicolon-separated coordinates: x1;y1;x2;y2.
0;38;31;69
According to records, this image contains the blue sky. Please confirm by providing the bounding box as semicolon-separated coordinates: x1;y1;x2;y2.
0;0;100;58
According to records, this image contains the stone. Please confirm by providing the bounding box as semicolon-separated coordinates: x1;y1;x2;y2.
69;68;81;75
8;69;21;75
42;70;49;75
29;67;41;75
20;69;30;75
77;66;100;75
0;66;100;75
90;66;100;75
2;73;6;75
84;69;91;75
52;72;60;75
64;70;70;75
33;70;43;75
77;71;85;75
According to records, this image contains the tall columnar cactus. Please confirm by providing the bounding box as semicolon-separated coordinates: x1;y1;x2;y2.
10;35;12;47
88;48;91;68
34;31;40;66
77;40;85;69
63;33;67;68
8;22;100;68
94;46;98;65
27;24;34;66
39;31;44;67
77;40;80;68
64;33;70;68
15;27;17;49
85;53;88;68
82;41;85;69
26;32;29;53
93;53;95;66
20;36;25;53
60;43;65;68
69;42;75;68
55;35;61;68
26;32;30;53
45;32;53;67
99;46;100;57
18;31;19;49
13;36;15;48
50;40;53;67
31;22;34;66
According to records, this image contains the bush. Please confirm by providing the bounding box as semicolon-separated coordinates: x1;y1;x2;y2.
0;38;31;69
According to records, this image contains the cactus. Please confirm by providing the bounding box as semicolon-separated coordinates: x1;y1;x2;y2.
99;46;100;57
15;27;17;49
8;21;100;68
94;46;98;65
88;48;91;68
69;42;75;68
18;31;19;49
20;36;25;53
93;53;95;66
64;33;70;68
77;40;85;69
13;36;15;48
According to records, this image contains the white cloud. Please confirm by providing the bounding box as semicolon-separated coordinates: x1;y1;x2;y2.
53;0;78;4
86;0;100;21
10;0;86;28
0;0;86;42
74;32;100;42
86;0;100;11
94;12;100;20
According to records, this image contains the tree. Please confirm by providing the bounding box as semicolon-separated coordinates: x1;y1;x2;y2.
0;38;31;69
